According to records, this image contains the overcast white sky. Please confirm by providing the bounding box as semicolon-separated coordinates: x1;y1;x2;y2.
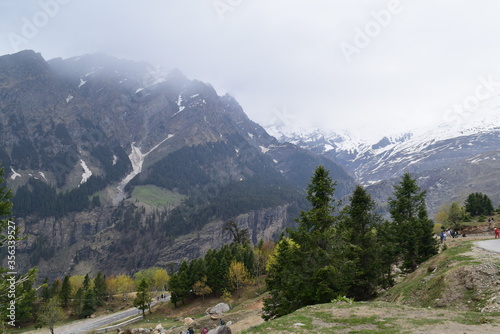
1;0;500;140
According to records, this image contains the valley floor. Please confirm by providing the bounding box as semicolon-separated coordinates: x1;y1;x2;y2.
20;236;500;334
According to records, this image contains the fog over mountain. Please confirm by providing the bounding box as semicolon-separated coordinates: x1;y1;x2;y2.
2;1;500;139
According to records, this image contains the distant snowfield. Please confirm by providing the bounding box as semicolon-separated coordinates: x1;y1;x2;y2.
268;93;500;159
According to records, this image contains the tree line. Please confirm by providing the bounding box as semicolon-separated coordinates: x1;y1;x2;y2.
168;238;274;307
0;264;170;330
263;166;439;319
435;192;498;232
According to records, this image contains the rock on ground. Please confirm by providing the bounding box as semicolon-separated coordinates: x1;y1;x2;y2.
210;302;230;315
207;325;232;334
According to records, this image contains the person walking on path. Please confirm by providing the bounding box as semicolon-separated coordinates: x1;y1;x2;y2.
495;227;500;239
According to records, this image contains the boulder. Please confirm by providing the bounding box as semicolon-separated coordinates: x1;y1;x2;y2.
184;317;195;325
209;303;230;315
207;325;232;334
219;326;232;334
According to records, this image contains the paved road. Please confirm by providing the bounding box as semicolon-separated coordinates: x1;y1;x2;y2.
26;300;164;334
476;238;500;253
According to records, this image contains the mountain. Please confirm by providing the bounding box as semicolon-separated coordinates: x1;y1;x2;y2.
0;50;355;279
269;99;500;214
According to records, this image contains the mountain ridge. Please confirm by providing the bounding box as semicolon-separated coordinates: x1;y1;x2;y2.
0;50;355;279
267;95;500;214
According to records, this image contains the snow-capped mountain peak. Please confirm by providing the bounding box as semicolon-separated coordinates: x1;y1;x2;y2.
267;94;500;185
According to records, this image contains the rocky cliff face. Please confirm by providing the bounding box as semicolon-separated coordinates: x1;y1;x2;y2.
15;203;294;278
0;50;354;279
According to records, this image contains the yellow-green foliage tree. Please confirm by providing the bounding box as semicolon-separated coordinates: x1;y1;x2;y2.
192;276;212;301
447;202;465;231
228;260;252;292
69;275;85;296
38;297;65;334
153;268;170;291
434;210;448;225
106;274;135;299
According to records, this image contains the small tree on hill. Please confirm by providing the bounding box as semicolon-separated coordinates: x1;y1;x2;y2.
40;277;52;302
447;202;465;231
192;276;212;301
80;289;96;318
72;287;83;316
153;269;169;291
228;261;252;293
133;279;151;319
38;297;65;334
82;273;91;291
93;272;107;306
59;275;71;308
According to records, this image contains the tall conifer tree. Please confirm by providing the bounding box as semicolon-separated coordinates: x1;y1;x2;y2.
133;279;151;319
59;275;71;308
338;185;385;300
264;166;351;319
388;173;437;271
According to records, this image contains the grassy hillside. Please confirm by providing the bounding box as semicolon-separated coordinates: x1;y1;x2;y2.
241;300;499;333
242;237;500;333
129;184;186;207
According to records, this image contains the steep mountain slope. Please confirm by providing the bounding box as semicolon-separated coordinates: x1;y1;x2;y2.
0;50;355;278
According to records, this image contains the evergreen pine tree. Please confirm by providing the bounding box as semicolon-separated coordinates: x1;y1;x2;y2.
0;165;13;245
169;269;190;307
50;279;61;298
59;275;72;308
388;173;438;272
465;192;494;216
15;270;38;324
40;277;52;302
80;288;96;318
72;287;84;317
263;238;302;320
264;165;351;319
133;278;151;319
82;273;91;291
337;185;385;300
0;166;37;326
93;272;107;306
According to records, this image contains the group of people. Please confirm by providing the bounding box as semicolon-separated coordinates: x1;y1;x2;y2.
156;293;167;301
440;230;462;242
185;327;208;334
